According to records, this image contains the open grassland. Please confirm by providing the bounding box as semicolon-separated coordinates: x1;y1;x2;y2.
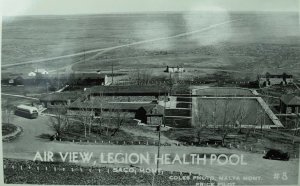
2;12;300;80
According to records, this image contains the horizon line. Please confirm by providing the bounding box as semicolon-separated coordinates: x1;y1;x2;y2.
3;9;300;17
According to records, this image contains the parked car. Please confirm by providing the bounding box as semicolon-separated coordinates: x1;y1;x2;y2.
263;149;289;161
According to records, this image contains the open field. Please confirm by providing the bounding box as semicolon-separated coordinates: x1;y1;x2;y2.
2;12;300;80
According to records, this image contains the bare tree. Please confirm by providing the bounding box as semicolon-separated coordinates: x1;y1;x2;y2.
111;112;130;136
1;99;15;124
103;107;131;136
76;108;94;138
129;69;154;85
218;98;249;145
69;91;110;138
47;107;70;139
194;101;210;143
75;97;103;138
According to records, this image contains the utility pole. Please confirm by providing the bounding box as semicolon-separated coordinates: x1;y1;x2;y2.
152;109;164;186
111;62;114;85
156;123;161;174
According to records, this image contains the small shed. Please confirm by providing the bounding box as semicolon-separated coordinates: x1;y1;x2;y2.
280;94;300;114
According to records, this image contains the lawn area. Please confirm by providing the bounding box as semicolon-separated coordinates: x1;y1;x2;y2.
3;158;213;185
44;120;174;145
2;123;17;136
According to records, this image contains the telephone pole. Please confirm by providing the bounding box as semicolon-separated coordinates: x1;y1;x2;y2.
111;62;114;85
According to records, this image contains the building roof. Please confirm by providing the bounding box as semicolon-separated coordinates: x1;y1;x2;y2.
259;74;293;78
34;69;48;73
89;85;169;95
40;92;82;102
69;98;159;111
145;104;165;115
1;73;24;80
280;94;300;106
50;73;107;80
68;73;107;79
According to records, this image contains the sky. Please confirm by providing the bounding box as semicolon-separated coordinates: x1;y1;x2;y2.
1;0;299;16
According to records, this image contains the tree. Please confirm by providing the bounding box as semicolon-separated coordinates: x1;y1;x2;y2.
194;101;210;143
129;69;154;85
75;96;103;138
1;99;15;124
47;107;70;139
218;98;251;145
110;110;130;136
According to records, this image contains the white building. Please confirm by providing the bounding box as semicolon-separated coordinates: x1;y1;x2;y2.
258;73;293;87
164;66;185;73
35;69;48;75
28;72;37;77
28;69;49;77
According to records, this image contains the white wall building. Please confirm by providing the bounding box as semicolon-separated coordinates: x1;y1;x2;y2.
164;66;185;73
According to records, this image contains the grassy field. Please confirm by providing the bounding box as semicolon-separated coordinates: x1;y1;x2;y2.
43;120;175;145
2;12;300;80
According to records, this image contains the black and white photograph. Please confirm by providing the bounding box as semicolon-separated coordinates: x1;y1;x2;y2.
1;0;300;185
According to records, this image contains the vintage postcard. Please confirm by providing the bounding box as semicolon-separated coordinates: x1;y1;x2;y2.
1;0;300;185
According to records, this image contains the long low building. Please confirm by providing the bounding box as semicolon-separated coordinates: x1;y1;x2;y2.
88;85;169;97
67;97;164;125
39;92;82;108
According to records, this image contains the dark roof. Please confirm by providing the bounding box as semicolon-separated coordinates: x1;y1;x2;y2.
1;73;24;80
146;104;164;116
280;94;300;106
89;85;169;95
259;74;293;78
65;73;106;79
69;99;159;111
40;92;82;102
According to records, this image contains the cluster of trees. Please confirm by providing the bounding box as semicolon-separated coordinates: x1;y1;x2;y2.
48;100;130;140
194;98;265;145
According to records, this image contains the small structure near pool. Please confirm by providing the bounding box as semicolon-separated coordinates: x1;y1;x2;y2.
280;94;300;114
